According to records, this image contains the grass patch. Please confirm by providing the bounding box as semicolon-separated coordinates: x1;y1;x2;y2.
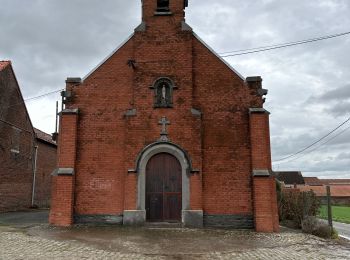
318;205;350;224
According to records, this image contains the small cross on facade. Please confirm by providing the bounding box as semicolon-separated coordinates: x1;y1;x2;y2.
158;116;170;142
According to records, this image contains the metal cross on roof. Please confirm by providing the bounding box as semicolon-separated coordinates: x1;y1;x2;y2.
158;116;170;142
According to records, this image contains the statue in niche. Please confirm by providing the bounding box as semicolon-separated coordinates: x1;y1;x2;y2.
152;78;174;108
161;84;167;105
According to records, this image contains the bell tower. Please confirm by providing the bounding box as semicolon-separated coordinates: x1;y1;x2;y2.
141;0;189;24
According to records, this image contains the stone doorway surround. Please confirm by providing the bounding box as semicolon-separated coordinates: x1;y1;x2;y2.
123;142;203;227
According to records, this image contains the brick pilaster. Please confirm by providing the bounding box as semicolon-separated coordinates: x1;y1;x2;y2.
49;109;79;226
250;108;279;232
190;173;202;210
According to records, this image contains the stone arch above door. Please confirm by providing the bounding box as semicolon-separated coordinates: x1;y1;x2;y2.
136;142;191;212
123;141;203;227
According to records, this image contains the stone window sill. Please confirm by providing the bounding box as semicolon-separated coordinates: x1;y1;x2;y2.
154;105;173;109
154;11;173;16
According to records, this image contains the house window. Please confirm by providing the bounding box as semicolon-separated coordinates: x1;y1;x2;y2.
157;0;169;12
10;126;21;154
152;78;175;108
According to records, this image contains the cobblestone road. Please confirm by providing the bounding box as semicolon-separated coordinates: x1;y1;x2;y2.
0;225;350;260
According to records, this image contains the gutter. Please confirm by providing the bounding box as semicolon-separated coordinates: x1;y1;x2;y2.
31;145;39;207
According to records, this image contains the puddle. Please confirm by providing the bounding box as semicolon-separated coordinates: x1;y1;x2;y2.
27;225;272;254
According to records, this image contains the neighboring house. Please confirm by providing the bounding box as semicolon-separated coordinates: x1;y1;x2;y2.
304;177;350;186
0;61;35;212
303;177;321;186
273;171;305;188
0;60;57;212
275;172;350;206
301;177;350;206
50;0;279;233
34;128;57;208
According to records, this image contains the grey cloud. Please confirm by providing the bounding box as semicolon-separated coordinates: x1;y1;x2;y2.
337;152;350;160
315;85;350;101
327;101;350;116
306;84;350;117
1;0;140;96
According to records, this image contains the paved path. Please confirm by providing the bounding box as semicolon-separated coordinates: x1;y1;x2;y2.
0;211;350;259
1;225;350;260
334;221;350;240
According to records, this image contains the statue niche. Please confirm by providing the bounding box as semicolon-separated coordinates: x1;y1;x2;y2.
152;78;175;108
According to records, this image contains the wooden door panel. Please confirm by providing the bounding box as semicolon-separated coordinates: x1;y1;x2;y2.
146;163;163;193
146;153;182;222
164;156;182;193
146;193;163;221
163;194;182;221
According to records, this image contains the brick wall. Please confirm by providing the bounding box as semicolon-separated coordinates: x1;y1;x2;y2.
250;111;279;232
0;63;35;212
33;140;57;208
193;38;263;216
66;2;261;216
50;111;78;226
253;177;279;232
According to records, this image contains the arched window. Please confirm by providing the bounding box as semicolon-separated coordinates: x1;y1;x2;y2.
151;78;175;108
157;0;169;12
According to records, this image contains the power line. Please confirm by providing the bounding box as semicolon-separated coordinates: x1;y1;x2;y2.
4;89;63;109
219;31;350;57
272;116;350;163
2;32;349;110
218;31;350;55
24;89;63;102
273;124;350;166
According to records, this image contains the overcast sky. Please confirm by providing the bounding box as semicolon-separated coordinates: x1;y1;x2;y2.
1;0;349;178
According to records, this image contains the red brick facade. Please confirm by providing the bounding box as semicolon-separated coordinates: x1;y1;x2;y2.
0;61;57;212
50;0;279;232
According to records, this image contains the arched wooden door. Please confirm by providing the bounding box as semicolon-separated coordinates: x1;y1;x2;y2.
146;153;182;222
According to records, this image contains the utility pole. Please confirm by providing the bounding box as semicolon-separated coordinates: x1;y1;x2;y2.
326;185;333;228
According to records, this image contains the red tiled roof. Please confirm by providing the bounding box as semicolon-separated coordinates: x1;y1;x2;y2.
321;179;350;185
304;177;350;186
34;128;57;146
0;61;11;71
299;185;350;197
304;177;323;185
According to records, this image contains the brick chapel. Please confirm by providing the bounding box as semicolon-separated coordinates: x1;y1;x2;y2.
50;0;279;232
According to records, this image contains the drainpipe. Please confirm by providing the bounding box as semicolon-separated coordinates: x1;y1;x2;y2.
31;145;39;207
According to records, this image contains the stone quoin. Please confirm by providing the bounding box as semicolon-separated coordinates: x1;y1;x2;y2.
49;0;279;232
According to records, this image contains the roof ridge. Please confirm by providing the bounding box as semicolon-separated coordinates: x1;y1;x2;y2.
34;128;57;146
0;61;11;71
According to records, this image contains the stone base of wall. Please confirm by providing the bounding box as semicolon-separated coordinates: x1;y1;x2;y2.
74;214;123;225
203;214;254;229
123;210;146;226
182;210;203;228
73;213;255;229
